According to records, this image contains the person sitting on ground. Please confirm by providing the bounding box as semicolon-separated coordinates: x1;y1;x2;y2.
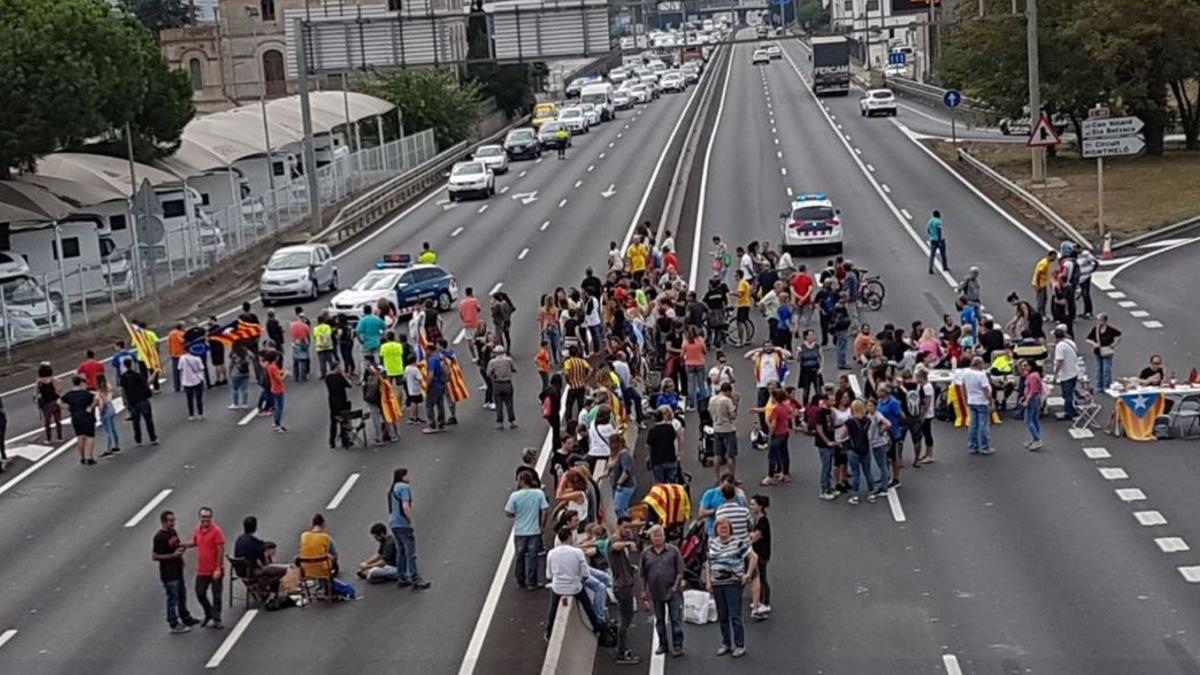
357;523;400;583
298;513;339;577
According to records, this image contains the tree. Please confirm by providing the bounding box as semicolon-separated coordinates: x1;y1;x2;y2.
464;5;541;117
0;0;195;178
122;0;195;32
358;70;482;148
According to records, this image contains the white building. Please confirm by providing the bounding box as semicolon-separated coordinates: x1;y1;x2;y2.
828;0;936;76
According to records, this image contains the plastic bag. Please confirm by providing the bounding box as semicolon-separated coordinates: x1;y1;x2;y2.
682;589;716;624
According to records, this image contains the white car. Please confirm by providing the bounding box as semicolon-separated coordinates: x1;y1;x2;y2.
579;103;603;126
859;89;898;117
558;107;590;134
259;243;338;305
766;44;782;59
471;144;509;174
447;160;495;201
780;193;843;254
680;64;701;83
626;84;652;104
612;91;633;110
751;49;770;65
659;73;685;93
609;67;629;84
882;63;910;78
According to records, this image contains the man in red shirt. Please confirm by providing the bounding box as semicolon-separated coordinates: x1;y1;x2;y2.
266;354;289;432
457;287;482;336
76;350;105;390
790;264;816;333
190;506;225;629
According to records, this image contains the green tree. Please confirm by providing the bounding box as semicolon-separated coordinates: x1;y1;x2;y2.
464;6;541;117
122;0;195;32
358;70;482;148
0;0;194;178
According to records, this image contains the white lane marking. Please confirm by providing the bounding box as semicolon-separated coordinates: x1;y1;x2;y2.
518;248;529;260
587;165;595;172
845;134;852;141
1180;566;1200;583
649;617;666;675
326;473;361;510
124;489;174;528
776;150;782;159
854;147;863;155
0;629;16;651
499;185;509;194
488;282;503;295
1107;291;1126;299
780;167;787;176
574;180;583;189
848;374;863;399
1134;511;1168;526
774;138;779;145
887;488;906;523
539;220;550;231
786;187;793;197
1130;310;1149;318
1082;447;1111;459
688;41;735;290
1143;320;1164;329
837;123;843;130
901;208;913;220
453;328;468;344
205;610;258;668
1156;537;1191;553
477;204;489;214
1099;467;1128;480
237;409;259;426
536;157;543;164
599;152;606;159
943;654;963;675
0;438;77;498
881;183;891;193
601;184;617;199
831;114;837;120
1116;488;1147;502
451;226;464;238
557;198;568;208
1068;427;1094;439
1117;300;1138;308
609;141;615;148
519;170;528;178
771;127;777;133
866;163;876;173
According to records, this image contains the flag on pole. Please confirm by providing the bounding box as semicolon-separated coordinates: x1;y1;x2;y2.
121;314;161;374
379;377;404;424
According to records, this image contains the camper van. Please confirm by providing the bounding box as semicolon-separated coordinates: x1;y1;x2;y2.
6;216;134;302
0;252;65;345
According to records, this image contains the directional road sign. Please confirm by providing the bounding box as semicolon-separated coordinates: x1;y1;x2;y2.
1082;137;1146;158
1082;116;1144;140
942;89;962;109
889;52;907;65
1027;114;1062;147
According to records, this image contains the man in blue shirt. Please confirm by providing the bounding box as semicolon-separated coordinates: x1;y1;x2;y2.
355;306;386;359
388;468;430;589
505;472;549;588
423;350;448;432
113;339;137;381
697;473;746;537
875;384;905;489
927;209;948;275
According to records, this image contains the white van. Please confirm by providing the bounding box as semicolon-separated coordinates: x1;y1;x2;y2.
0;252;65;345
580;82;616;121
7;216;133;302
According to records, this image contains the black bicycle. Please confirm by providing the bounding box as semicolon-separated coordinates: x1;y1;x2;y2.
858;270;886;311
722;307;756;347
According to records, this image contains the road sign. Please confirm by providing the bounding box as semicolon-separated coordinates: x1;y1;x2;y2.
942;89;962;109
135;215;164;245
1082;116;1144;140
1089;106;1110;120
1026;114;1062;147
889;52;907;65
1082;137;1146;158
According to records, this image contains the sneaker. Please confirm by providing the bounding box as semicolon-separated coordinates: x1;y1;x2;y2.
670;647;684;658
227;404;239;410
99;449;115;458
448;417;459;425
819;491;837;501
169;625;191;634
209;621;224;630
980;448;994;455
397;578;413;588
848;496;860;505
731;647;746;658
1022;440;1032;448
615;652;641;665
867;494;877;504
496;423;505;430
716;646;731;656
183;617;200;626
187;416;195;421
760;476;775;487
887;479;900;489
509;422;519;429
1028;440;1044;450
150;439;159;446
411;578;431;589
654;646;667;656
759;604;771;614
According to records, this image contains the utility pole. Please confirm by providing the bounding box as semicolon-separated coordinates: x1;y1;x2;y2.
295;18;323;227
1026;0;1044;182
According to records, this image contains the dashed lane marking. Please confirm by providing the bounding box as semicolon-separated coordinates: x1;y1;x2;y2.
518;248;529;260
574;180;583;188
0;630;16;651
453;328;468;344
776;150;782;159
205;610;258;668
867;163;876;173
489;282;503;295
780;167;787;176
1099;467;1128;480
1130;310;1149;318
519;170;528;178
1116;488;1147;502
558;198;568;208
1082;446;1111;459
881;183;891;193
1068;428;1094;439
609;142;615;148
774;138;779;145
499;186;509;194
786;187;793;197
477;204;489;214
943;654;963;675
901;209;912;220
326;473;361;510
451;226;464;238
536;158;543;164
1134;511;1168;526
1117;300;1137;308
1156;537;1190;553
1107;291;1125;299
1180;566;1200;583
125;489;174;528
1143;320;1164;329
599;152;607;160
540;220;550;231
887;488;906;523
237;409;259;426
854;147;862;155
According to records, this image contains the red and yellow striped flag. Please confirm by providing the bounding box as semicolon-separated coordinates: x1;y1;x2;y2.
379;377;404;424
121;314;161;374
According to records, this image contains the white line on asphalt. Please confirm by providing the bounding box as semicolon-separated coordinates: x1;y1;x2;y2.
1082;446;1111;459
1134;511;1168;526
558;198;567;208
866;163;876;172
519;170;528;177
854;147;862;155
1107;291;1126;298
0;438;77;498
1117;300;1137;308
1130;310;1149;318
942;654;963;675
499;186;509;194
776;150;782;159
488;282;503;295
780;167;787;176
881;183;891;193
1180;566;1200;583
574;180;583;188
536;157;543;164
451;226;464;238
887;488;906;523
649;618;666;675
786;187;793;197
125;489;174;528
237;409;259;426
1143;320;1164;329
609;141;615;148
0;629;15;651
1156;537;1190;553
1116;488;1147;502
477;204;489;214
587;165;595;172
831;114;837;120
837;123;843;130
1068;427;1094;439
599;152;606;159
453;328;468;344
540;220;550;231
848;374;863;399
1099;467;1129;480
845;134;851;141
518;248;529;260
326;473;361;510
901;209;912;220
774;138;779;145
205;610;257;668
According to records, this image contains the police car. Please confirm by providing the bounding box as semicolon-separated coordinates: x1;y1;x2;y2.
779;193;843;255
327;254;458;318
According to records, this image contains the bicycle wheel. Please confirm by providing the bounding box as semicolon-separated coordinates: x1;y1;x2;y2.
738;319;755;346
862;280;886;311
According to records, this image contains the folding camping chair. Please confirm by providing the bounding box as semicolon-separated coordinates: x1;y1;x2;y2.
1071;380;1102;430
295;555;335;605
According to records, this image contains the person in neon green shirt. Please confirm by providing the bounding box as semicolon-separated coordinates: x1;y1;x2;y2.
313;317;337;378
418;241;437;265
379;332;406;382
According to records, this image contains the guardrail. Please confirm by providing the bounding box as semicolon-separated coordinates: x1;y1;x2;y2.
315;116;531;246
957;147;1094;250
886;77;996;126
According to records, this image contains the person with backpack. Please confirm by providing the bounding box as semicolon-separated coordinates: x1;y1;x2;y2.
423;348;450;434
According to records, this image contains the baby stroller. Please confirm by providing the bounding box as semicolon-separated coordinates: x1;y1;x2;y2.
640;481;692;543
696;396;715;467
678;520;708;589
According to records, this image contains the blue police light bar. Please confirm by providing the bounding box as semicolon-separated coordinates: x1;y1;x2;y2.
795;193;827;202
375;253;413;269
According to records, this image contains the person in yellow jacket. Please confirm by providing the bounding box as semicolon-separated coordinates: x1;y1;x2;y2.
555;126;569;160
418;242;437;265
379;332;406;384
313;316;337;378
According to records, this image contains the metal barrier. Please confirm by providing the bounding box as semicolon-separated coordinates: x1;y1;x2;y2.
887;77;996;126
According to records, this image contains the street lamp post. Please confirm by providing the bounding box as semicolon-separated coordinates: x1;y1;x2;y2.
1026;0;1045;182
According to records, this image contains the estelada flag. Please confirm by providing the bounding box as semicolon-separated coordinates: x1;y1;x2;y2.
418;355;470;403
947;380;1002;426
379;377;404;424
642;483;691;527
1117;391;1165;442
121;314;161;374
209;319;264;348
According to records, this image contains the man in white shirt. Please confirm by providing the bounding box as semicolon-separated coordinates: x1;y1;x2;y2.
960;356;993;454
1053;324;1080;420
544;527;604;640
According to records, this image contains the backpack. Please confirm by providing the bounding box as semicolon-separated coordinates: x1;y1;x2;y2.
1067;259;1081;287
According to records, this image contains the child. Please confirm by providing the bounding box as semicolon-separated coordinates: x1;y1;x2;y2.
535;340;551;391
1021;360;1045;450
403;360;425;425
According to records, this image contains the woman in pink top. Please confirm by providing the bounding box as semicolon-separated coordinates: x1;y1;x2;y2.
1020;360;1045;450
917;328;944;365
682;327;708;409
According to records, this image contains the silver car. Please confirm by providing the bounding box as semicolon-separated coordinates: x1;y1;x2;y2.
259;244;338;305
472;144;509;174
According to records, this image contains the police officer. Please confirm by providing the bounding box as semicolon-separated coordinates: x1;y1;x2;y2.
418;242;437;265
556;125;569;160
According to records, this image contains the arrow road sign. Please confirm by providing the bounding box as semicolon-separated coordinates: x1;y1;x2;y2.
1082;116;1144;140
511;191;538;205
1027;114;1062;147
942;89;962;109
601;184;617;199
1082;137;1146;158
